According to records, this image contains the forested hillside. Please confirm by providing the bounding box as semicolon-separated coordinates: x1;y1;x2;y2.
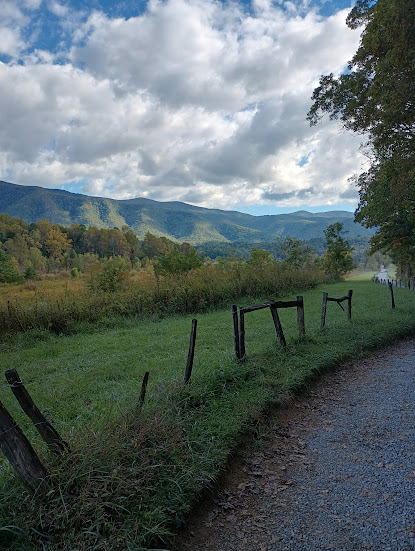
0;181;374;244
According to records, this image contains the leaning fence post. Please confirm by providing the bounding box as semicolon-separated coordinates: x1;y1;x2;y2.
321;292;328;329
347;290;353;320
270;302;286;347
184;319;197;383
296;296;305;339
138;372;149;408
0;400;49;494
232;305;241;360
239;309;246;359
5;369;69;453
388;281;395;309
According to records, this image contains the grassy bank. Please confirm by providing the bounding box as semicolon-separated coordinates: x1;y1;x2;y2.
1;280;414;550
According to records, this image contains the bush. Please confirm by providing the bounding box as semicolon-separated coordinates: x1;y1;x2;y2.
24;266;38;280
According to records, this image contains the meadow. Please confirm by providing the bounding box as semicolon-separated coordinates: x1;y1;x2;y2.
1;276;414;550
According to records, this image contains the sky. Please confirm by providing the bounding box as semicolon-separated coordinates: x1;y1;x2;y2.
0;0;366;216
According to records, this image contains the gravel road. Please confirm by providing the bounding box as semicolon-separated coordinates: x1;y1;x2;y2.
172;338;415;551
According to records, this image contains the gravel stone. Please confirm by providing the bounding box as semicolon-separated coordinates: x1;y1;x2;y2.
173;338;415;551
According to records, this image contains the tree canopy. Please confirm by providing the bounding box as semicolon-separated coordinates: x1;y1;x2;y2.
308;0;415;276
323;223;354;280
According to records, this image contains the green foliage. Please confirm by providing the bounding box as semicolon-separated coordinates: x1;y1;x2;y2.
322;223;354;280
1;281;415;550
23;265;37;280
1;181;375;246
154;245;203;275
308;0;415;275
249;248;273;265
70;267;79;278
0;250;23;283
87;256;129;293
273;236;313;267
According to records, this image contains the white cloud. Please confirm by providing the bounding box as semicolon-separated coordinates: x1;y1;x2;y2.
48;0;68;17
0;0;364;212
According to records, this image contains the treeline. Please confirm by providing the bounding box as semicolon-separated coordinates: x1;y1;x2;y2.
197;236;389;269
0;214;202;283
0;212;385;286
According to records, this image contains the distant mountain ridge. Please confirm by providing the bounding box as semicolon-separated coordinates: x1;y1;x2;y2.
0;181;374;244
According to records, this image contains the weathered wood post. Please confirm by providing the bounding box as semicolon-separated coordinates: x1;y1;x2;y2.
321;292;328;329
297;296;305;339
388;281;395;309
270;302;286;347
138;372;149;408
5;369;69;453
347;290;353;320
232;304;241;360
239;309;246;359
0;400;49;494
184;319;197;383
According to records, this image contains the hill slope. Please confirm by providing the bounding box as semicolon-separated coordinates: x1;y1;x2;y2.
0;181;373;244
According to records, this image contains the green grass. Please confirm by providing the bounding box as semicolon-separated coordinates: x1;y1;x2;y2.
1;280;415;550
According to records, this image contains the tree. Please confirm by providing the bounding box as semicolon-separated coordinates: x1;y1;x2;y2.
154;246;203;276
249;248;273;265
141;233;176;259
45;229;72;259
0;250;23;283
308;0;415;274
86;257;129;293
322;223;354;280
273;237;313;267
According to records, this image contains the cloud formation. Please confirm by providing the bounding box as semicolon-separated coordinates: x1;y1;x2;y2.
0;0;364;212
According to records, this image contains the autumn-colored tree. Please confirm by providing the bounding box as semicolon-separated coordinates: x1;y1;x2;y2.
45;229;73;259
141;233;176;259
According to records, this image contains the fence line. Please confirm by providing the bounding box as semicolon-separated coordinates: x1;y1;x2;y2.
321;290;352;329
234;296;305;359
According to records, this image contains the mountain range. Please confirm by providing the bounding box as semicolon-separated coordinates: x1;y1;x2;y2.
0;181;374;244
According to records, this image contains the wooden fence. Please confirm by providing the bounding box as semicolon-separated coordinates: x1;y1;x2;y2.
1;318;199;494
232;297;305;360
320;290;353;329
8;281;402;494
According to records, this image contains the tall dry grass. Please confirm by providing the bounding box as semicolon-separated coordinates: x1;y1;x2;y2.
0;261;327;334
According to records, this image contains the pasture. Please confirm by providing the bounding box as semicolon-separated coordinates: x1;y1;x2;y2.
1;279;414;550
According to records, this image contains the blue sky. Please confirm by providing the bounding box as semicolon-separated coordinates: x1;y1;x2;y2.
0;0;364;216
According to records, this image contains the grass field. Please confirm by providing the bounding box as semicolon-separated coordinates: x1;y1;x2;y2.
1;279;415;550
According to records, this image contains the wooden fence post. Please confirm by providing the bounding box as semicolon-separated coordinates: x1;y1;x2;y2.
347;290;353;320
138;372;149;408
321;292;328;329
239;310;246;359
296;296;305;339
184;319;197;383
232;305;241;360
388;281;395;309
270;302;286;347
0;400;48;494
5;369;69;453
